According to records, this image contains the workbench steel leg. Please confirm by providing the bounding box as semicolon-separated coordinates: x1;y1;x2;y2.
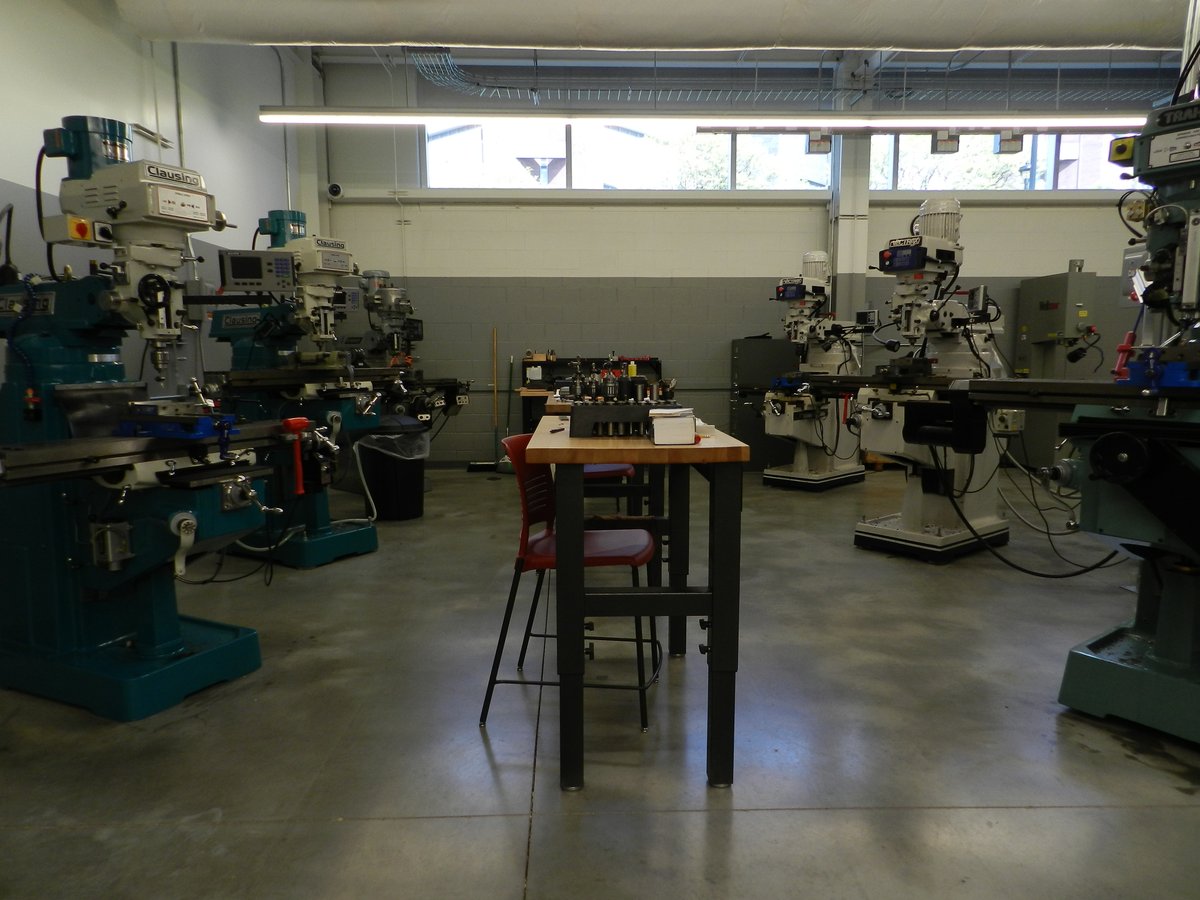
706;462;742;787
627;465;646;517
668;463;691;656
706;673;737;787
556;463;586;790
647;467;665;589
559;673;585;790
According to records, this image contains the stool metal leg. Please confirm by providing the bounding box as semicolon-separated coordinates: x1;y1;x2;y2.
480;562;525;727
483;562;660;733
631;565;649;731
649;616;661;675
516;569;547;671
634;616;648;731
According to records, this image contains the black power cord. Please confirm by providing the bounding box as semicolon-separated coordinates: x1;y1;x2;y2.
33;148;61;282
1173;43;1200;103
0;203;18;284
930;450;1121;578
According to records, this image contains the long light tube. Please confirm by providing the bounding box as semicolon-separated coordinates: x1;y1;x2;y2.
259;106;1146;133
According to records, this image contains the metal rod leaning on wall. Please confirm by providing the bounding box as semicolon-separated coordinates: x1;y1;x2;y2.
506;354;514;440
492;326;499;458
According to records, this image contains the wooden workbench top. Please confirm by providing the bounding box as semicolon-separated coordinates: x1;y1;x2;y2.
526;414;749;465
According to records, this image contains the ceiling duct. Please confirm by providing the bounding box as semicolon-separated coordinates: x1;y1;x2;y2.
412;51;539;102
115;0;1185;51
405;50;1174;111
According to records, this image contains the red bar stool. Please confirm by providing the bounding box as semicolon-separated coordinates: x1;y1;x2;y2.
480;433;662;731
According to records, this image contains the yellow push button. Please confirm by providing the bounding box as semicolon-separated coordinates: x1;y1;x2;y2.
1109;137;1135;164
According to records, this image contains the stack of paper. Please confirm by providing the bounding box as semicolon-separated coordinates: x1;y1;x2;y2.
649;407;696;445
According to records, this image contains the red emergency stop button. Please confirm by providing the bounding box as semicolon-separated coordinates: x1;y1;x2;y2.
72;218;90;240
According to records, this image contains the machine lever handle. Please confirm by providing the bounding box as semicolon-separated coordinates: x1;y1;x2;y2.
234;475;283;515
169;513;198;578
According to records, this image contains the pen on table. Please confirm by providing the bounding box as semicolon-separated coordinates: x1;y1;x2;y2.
550;427;565;433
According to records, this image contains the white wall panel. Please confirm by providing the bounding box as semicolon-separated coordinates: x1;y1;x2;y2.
330;202;830;277
2;1;149;189
332;196;1130;281
175;44;304;250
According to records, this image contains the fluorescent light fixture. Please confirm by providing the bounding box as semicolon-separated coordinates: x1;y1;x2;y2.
259;106;1147;133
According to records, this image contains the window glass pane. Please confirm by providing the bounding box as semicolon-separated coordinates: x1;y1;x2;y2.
735;134;831;189
426;121;567;188
895;133;1032;190
1054;133;1144;189
869;134;896;189
572;123;730;190
1028;133;1057;190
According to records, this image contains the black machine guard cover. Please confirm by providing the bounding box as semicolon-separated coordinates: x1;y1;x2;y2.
902;396;988;454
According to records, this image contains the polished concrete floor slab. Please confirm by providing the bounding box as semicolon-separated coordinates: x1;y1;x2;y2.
3;466;1200;898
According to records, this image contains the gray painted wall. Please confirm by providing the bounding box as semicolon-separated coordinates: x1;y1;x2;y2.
401;275;783;464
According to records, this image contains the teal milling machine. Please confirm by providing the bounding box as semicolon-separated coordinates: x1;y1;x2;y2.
206;210;381;568
0;117;310;720
968;89;1200;741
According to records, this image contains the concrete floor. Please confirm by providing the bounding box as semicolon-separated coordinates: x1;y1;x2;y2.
4;464;1200;898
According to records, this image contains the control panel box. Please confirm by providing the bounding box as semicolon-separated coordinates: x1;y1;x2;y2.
218;249;296;293
878;242;929;273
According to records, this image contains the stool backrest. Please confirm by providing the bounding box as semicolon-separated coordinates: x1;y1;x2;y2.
501;433;556;551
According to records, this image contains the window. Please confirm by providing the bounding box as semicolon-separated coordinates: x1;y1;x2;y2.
735;134;831;189
869;134;897;190
426;120;567;188
423;119;832;191
572;123;730;190
869;131;1142;191
422;119;1143;192
895;133;1032;190
1053;133;1140;189
1029;134;1058;190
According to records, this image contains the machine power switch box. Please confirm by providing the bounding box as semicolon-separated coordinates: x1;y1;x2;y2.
992;408;1026;435
42;214;115;247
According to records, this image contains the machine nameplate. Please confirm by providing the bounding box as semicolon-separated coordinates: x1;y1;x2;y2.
1147;126;1200;170
219;312;266;329
153;186;211;222
0;293;54;316
888;236;922;248
146;164;202;187
1156;103;1200;127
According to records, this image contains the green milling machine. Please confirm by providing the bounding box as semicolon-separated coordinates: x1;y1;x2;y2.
206;210;382;568
0;117;313;720
968;86;1200;742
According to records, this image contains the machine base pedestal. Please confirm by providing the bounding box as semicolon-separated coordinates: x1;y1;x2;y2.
235;521;378;569
854;514;1009;563
0;615;261;721
1058;624;1200;744
762;465;865;491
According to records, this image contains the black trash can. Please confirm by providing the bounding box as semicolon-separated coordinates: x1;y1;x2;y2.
356;431;430;520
